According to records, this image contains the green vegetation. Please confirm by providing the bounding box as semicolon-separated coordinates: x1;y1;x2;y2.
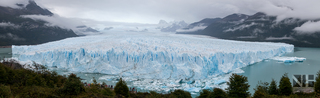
2;59;320;98
114;78;130;97
315;70;320;95
268;79;279;95
279;73;292;96
226;73;250;98
208;88;228;98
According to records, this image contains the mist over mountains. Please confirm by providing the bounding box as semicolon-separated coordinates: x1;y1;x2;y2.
0;0;77;46
177;12;320;47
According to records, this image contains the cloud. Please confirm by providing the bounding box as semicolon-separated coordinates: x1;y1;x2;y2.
32;0;320;24
0;33;25;41
0;22;19;28
294;21;320;34
176;26;207;32
20;14;159;34
0;0;29;8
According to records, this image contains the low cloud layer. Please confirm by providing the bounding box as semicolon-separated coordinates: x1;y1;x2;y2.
0;0;29;8
294;21;320;34
32;0;320;24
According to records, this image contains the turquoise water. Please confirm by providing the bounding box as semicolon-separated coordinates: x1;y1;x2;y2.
1;47;320;96
0;48;12;59
240;47;320;94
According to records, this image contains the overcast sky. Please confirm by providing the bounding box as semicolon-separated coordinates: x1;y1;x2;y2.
1;0;320;33
24;0;319;24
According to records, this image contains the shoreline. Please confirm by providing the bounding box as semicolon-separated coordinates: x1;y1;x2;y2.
0;46;12;48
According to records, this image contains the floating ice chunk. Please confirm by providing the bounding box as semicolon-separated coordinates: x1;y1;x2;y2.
184;87;202;92
271;57;306;63
214;79;226;85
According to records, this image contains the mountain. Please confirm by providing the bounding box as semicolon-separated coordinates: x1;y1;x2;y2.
157;20;188;32
0;0;77;46
176;18;221;33
178;12;320;47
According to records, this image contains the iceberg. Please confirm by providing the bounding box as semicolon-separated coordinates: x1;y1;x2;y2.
271;57;306;63
12;32;293;79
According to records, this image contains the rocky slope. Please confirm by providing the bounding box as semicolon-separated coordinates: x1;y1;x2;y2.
0;0;77;46
178;12;320;47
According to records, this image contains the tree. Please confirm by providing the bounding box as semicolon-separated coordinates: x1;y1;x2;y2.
253;81;269;98
0;65;8;84
208;88;228;98
114;78;130;97
268;79;278;95
226;73;250;98
62;73;85;95
278;73;292;96
170;89;192;98
315;70;320;95
197;89;211;98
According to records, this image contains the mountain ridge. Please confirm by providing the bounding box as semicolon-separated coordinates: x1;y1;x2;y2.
0;0;78;46
177;12;320;47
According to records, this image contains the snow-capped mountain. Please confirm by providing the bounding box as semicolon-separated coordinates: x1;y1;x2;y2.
157;20;188;32
178;12;320;47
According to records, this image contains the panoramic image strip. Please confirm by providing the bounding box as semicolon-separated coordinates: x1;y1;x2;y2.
1;0;320;98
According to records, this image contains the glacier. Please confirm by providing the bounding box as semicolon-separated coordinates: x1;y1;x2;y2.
12;32;293;95
13;32;293;79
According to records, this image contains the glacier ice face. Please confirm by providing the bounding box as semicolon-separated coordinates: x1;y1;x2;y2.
13;32;294;80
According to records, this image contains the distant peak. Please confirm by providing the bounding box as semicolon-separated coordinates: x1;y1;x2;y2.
158;20;168;25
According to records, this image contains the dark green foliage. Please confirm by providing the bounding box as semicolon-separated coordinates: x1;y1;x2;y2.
315;70;320;95
208;88;228;98
0;84;11;97
114;78;130;97
197;89;211;98
253;89;265;98
101;88;115;97
269;79;278;95
62;73;85;95
279;73;292;96
253;81;269;98
170;89;192;98
226;73;250;98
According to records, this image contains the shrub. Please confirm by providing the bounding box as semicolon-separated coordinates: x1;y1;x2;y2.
102;88;115;97
197;89;211;98
226;73;250;98
253;81;269;98
0;84;11;98
170;89;192;98
62;73;85;95
279;73;292;96
114;78;130;97
208;88;228;98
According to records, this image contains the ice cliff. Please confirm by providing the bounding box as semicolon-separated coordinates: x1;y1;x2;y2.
12;32;294;80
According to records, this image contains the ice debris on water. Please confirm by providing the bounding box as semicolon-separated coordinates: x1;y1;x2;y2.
271;56;306;63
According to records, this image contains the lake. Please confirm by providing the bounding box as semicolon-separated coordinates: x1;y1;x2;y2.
0;48;12;59
1;47;320;96
240;47;320;94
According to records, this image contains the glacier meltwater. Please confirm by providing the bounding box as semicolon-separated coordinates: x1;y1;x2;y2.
12;32;293;93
